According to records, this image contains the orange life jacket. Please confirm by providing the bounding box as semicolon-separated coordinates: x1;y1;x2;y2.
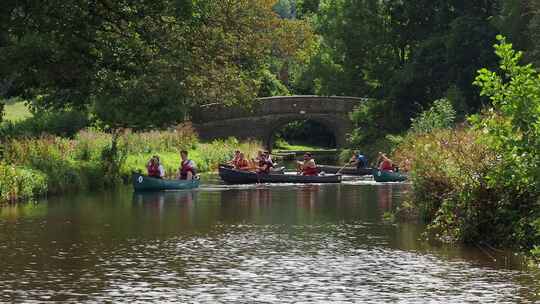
303;165;318;176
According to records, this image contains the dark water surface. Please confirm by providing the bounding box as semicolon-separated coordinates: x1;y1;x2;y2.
1;177;539;303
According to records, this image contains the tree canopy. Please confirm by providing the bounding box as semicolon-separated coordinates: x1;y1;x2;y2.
0;0;313;129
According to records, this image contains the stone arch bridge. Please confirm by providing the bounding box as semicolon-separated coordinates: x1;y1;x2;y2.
191;96;365;149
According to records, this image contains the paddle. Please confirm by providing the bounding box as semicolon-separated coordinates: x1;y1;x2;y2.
336;161;353;174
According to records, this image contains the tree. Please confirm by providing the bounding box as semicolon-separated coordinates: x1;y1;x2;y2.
299;0;501;129
0;0;312;129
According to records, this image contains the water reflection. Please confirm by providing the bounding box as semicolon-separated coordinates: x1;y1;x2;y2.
0;183;538;302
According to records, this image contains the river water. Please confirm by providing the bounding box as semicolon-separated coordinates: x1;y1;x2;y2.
0;176;539;303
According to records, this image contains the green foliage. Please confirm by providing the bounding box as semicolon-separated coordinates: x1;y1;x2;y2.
2;101;32;122
473;35;540;196
298;0;500;124
348;99;407;160
273;0;295;19
273;119;335;148
0;163;47;204
1;127;262;203
0;110;89;138
393;37;540;255
0;0;313;130
410;99;456;134
257;69;290;97
0;100;4;123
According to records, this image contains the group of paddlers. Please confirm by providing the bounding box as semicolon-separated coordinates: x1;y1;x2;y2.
227;150;276;174
349;151;395;172
146;150;197;180
228;150;320;176
146;149;396;179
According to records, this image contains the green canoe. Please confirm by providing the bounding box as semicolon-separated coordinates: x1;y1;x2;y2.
372;169;407;183
132;172;200;191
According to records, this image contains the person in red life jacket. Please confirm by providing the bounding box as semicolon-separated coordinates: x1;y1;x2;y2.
147;156;165;179
227;150;241;167
177;150;197;180
234;153;250;171
297;152;318;176
377;152;394;172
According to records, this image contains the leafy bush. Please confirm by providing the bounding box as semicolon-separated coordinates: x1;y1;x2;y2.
0;163;47;204
410;98;456;134
393;36;540;257
348;99;408;161
257;69;290;97
2;126;262;204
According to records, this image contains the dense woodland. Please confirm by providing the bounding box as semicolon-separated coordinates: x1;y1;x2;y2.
0;0;538;131
1;1;540;258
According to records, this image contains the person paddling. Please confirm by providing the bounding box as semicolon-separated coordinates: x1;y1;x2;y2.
377;152;393;172
227;150;241;167
297;152;318;176
177;150;197;180
349;151;368;169
234;153;250;171
256;151;273;174
147;156;165;179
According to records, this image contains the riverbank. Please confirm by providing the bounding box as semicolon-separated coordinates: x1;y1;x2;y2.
0;127;261;204
389;38;540;261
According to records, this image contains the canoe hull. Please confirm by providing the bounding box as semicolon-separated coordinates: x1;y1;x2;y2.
132;173;200;191
372;169;407;182
219;166;341;184
317;165;372;176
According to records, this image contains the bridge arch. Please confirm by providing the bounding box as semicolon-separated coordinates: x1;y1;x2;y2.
191;95;366;150
265;115;342;149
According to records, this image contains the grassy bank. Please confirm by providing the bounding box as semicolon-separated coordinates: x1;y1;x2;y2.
3;101;32;122
0;127;262;204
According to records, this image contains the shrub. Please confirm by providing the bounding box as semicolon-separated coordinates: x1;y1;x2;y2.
0;163;47;204
410;98;456;134
393;36;540;256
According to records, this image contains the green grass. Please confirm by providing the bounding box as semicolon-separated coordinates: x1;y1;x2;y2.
274;140;335;151
3;102;32;122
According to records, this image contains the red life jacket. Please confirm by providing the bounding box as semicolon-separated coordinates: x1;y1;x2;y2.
180;160;196;179
147;163;160;177
380;160;393;172
303;165;318;176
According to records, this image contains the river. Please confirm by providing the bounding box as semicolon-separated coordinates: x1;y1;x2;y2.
0;175;539;303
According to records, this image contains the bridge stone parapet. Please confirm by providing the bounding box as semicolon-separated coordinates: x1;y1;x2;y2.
191;95;366;149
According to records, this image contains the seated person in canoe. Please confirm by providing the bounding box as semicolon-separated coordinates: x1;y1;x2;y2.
297;152;318;176
256;151;274;174
177;150;197;180
349;151;368;169
147;155;165;179
263;151;274;166
227;150;241;167
377;152;394;172
234;152;250;171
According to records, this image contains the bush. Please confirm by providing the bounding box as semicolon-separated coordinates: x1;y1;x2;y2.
0;163;47;204
393;36;540;257
257;69;290;97
410;98;456;134
348;99;408;161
